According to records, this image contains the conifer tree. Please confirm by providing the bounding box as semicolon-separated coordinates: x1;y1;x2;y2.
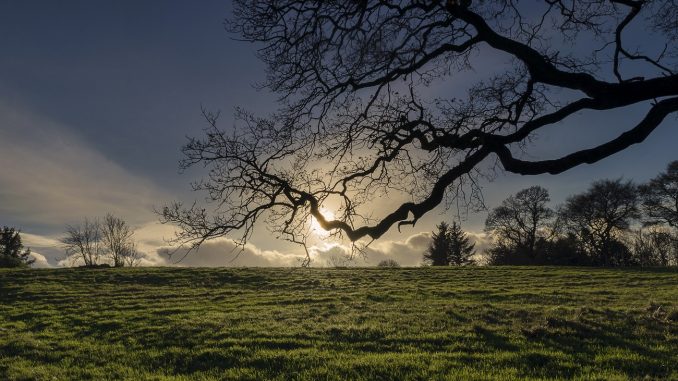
0;226;35;268
448;222;476;266
424;222;452;266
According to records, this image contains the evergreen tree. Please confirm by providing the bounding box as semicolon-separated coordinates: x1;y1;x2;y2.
448;222;476;266
424;222;476;266
0;226;35;268
424;222;452;266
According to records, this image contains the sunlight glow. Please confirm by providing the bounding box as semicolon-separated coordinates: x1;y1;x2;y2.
310;207;335;238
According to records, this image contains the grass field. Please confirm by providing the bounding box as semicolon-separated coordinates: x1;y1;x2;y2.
0;267;676;380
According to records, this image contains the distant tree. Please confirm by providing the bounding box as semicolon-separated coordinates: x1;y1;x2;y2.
101;214;136;267
423;221;475;266
0;227;35;268
558;179;640;266
640;161;678;228
630;227;677;267
424;222;453;266
447;222;476;266
61;219;103;267
120;243;143;267
377;259;400;268
485;186;554;262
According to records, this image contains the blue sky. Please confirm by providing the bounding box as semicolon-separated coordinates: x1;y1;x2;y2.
1;1;676;267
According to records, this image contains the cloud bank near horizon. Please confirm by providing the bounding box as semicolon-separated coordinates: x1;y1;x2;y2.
23;221;492;268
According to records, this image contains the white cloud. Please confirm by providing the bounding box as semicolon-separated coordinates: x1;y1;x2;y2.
161;239;307;267
21;232;63;267
29;251;52;268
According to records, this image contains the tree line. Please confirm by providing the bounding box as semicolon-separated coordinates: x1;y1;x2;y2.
423;161;678;267
485;161;678;266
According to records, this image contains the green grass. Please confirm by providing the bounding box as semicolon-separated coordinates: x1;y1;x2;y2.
0;267;676;380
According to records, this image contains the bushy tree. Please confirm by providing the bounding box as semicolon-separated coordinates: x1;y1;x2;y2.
423;222;475;266
558;179;640;266
377;259;401;268
0;226;35;268
485;186;554;263
640;161;678;228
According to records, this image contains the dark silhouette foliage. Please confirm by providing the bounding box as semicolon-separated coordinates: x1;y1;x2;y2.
0;227;35;268
640;161;678;228
484;166;678;266
447;221;476;266
485;186;554;262
558;179;640;266
162;1;678;254
424;222;475;266
424;222;453;266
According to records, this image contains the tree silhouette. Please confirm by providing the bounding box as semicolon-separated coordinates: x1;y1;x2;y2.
163;1;678;251
485;186;554;261
101;214;136;267
640;160;678;228
558;179;640;266
447;222;476;266
61;219;104;267
424;222;453;266
0;227;34;268
423;221;474;266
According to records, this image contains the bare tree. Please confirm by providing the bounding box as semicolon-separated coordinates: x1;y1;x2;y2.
61;218;103;267
162;1;678;253
558;179;640;266
121;242;143;267
100;213;136;267
485;186;554;261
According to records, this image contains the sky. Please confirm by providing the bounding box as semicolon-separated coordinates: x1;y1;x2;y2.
1;1;676;268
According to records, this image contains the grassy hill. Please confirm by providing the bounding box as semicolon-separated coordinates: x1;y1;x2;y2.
0;267;676;380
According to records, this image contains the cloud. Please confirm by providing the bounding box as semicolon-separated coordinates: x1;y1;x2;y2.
29;251;52;268
160;239;307;267
21;232;63;267
310;230;493;267
0;101;170;230
306;232;431;267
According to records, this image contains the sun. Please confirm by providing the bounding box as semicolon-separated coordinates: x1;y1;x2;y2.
310;207;335;238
